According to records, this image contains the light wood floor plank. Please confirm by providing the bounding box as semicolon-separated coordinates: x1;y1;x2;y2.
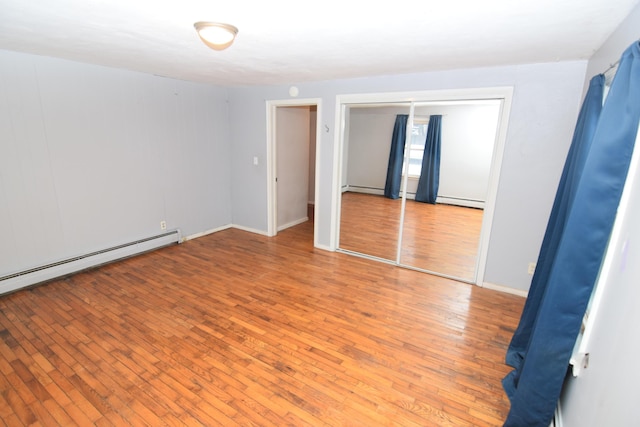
339;192;483;281
0;221;524;425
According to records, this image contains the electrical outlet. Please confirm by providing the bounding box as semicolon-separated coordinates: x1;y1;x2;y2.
160;221;167;230
528;262;536;275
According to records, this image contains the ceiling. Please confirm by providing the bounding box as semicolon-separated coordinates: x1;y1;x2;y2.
0;0;638;86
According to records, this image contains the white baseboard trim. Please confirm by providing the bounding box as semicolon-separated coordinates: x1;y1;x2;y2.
231;224;270;236
187;222;315;239
482;281;529;297
277;217;309;232
0;230;181;295
314;243;334;252
345;186;385;196
183;224;232;242
343;187;484;208
437;196;485;209
184;222;332;254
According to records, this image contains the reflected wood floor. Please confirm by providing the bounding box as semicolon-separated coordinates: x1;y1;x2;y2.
340;192;483;281
0;222;524;426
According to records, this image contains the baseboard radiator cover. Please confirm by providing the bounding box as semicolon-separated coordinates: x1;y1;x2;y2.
549;401;563;427
0;229;181;295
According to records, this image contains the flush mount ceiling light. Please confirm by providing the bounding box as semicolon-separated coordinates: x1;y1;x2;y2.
194;22;238;51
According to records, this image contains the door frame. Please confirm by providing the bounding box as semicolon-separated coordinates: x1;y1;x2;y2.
266;98;322;246
331;87;513;286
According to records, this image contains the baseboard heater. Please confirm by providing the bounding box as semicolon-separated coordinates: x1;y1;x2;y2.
549;402;563;427
0;229;181;295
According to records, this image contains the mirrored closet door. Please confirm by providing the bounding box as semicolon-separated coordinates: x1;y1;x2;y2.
338;102;411;262
336;92;508;284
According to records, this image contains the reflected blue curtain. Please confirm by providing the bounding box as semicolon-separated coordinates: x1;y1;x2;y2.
415;115;442;204
503;41;640;427
384;114;408;199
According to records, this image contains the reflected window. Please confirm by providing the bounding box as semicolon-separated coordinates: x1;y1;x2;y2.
407;117;429;177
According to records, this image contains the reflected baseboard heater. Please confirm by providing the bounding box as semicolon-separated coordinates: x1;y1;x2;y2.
0;229;181;296
548;403;563;427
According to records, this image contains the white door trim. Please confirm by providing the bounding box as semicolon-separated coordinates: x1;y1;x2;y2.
266;98;322;247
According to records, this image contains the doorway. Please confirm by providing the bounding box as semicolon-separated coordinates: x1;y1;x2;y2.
267;99;322;245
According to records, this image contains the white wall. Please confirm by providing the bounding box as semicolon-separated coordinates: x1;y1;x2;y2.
308;107;317;204
559;3;640;426
228;60;586;291
560;148;640;424
346;106;398;191
436;103;500;203
0;50;232;278
341;107;351;190
276;106;310;229
582;3;640;96
345;103;499;204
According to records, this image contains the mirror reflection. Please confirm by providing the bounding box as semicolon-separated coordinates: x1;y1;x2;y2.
338;103;409;261
338;100;502;282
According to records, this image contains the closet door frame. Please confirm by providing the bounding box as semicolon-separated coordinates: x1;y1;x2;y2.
331;87;513;286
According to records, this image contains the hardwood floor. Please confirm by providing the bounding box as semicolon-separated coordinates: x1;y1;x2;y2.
401;198;483;280
339;192;483;281
0;221;524;426
339;192;402;261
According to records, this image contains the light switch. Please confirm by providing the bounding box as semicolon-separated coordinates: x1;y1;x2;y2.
253;156;259;165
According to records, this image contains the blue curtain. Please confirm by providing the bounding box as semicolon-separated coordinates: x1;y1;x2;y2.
384;114;408;199
415;115;442;204
505;75;604;368
503;41;640;427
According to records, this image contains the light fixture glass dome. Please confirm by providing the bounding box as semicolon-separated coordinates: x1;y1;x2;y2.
194;22;238;51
